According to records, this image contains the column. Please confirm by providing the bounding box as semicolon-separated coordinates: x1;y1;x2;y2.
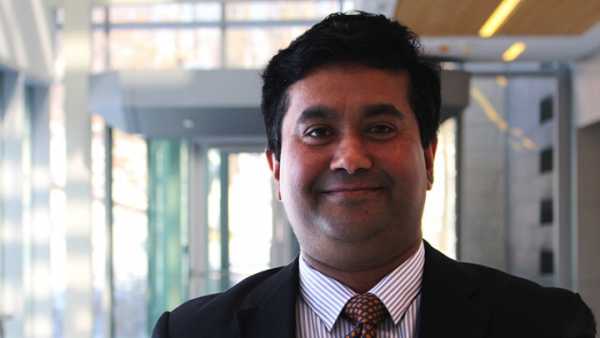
63;0;94;337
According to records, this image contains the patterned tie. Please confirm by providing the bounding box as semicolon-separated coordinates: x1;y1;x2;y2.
343;293;389;338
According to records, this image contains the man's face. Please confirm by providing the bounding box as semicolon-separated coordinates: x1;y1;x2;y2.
266;64;437;269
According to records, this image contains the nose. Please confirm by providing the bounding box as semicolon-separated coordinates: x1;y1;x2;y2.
329;133;372;174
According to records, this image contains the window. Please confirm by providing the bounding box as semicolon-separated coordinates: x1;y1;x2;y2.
92;1;355;71
0;72;3;299
111;128;148;338
540;199;553;225
540;249;554;275
225;1;340;21
422;117;457;259
206;149;275;292
540;147;553;173
225;26;309;69
540;95;553;124
109;3;221;24
108;28;222;70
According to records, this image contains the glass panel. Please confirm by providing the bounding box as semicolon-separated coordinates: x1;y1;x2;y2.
110;3;221;23
22;87;33;333
92;28;107;74
422;118;457;259
92;7;107;25
342;0;355;12
194;3;222;22
227;152;273;285
109;28;221;70
206;149;223;294
462;75;557;285
206;150;275;292
54;29;64;83
226;26;309;69
147;140;190;333
50;11;66;337
111;129;148;338
55;7;65;25
226;0;340;21
0;73;3;299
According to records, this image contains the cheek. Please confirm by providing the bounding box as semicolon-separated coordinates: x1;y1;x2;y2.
280;149;325;198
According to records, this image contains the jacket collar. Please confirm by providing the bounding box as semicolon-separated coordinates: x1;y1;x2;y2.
235;257;300;338
233;242;493;338
418;241;491;338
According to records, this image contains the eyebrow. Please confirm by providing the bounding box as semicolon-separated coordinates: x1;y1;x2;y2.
363;103;405;120
296;103;405;125
296;105;337;125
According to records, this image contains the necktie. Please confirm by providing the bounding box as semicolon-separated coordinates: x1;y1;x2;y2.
343;293;389;338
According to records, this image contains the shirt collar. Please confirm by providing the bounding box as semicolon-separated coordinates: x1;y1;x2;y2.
298;240;425;330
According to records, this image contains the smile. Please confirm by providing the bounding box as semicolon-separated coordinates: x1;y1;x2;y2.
323;187;383;198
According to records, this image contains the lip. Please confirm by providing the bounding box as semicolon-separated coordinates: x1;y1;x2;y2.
322;186;383;198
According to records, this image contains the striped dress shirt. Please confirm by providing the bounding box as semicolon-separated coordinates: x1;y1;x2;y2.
296;241;425;338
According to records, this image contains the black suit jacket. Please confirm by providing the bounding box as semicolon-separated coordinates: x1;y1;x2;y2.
153;242;596;337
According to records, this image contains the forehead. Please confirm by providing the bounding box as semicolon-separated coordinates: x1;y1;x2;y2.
284;64;412;121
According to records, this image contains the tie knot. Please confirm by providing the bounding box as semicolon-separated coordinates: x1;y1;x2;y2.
343;293;388;328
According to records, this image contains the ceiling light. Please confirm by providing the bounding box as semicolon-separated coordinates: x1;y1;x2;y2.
503;42;526;61
479;0;522;38
182;119;195;129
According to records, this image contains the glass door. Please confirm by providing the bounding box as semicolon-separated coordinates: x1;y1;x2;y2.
206;148;275;292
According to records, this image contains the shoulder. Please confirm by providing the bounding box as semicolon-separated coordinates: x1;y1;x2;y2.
423;243;596;337
464;262;595;336
152;260;299;338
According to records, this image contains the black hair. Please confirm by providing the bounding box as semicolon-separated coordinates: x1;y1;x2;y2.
261;11;441;161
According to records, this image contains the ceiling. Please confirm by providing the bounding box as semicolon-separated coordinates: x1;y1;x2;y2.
356;0;600;62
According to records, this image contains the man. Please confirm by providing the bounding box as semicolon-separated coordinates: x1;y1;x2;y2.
153;11;596;338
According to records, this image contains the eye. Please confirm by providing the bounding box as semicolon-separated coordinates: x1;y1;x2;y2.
306;127;331;138
369;124;394;134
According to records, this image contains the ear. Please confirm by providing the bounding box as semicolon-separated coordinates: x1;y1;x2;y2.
424;138;438;191
266;149;282;200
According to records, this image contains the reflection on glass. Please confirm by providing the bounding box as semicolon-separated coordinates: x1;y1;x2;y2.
227;153;273;285
110;3;221;23
92;7;106;25
226;0;340;21
109;29;221;70
50;19;66;334
206;149;222;293
0;73;2;299
112;129;148;338
147;140;190;330
226;26;309;69
92;29;107;74
342;0;355;12
423;118;457;259
54;30;64;82
206;150;274;291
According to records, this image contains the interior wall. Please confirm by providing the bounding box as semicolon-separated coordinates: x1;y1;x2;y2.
505;77;556;286
0;0;53;82
577;121;600;319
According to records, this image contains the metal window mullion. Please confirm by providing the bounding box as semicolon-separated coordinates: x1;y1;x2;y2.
220;2;226;69
104;126;115;338
219;151;230;291
104;6;110;71
100;22;221;30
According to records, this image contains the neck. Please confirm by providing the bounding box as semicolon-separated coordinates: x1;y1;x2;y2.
302;239;422;294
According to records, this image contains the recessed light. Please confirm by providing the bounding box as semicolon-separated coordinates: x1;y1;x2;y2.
182;119;195;129
503;42;526;61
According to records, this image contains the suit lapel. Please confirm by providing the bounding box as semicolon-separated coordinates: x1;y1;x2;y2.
418;242;491;338
235;258;299;338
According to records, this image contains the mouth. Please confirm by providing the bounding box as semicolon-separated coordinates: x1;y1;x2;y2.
322;186;383;198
